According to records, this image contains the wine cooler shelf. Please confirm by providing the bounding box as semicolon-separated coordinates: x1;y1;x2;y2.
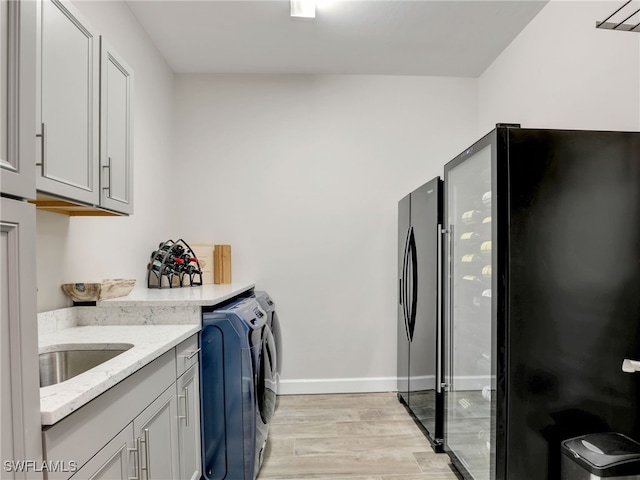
147;239;203;289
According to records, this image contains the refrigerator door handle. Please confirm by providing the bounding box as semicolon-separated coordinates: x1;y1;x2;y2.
444;225;453;391
437;224;443;394
407;227;418;342
402;227;411;342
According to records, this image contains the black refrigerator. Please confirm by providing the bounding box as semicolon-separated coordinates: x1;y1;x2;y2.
397;176;444;452
443;125;640;480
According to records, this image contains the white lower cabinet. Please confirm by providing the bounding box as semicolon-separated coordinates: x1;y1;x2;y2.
1;198;42;480
70;386;181;480
133;386;179;480
43;334;202;480
69;424;134;480
177;363;201;480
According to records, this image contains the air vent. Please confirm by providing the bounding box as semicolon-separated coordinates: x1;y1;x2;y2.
596;0;640;33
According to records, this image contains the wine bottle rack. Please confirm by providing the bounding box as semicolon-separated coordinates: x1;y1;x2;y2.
596;1;639;33
147;239;203;289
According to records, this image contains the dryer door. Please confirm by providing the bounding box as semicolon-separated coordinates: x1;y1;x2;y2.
257;325;277;424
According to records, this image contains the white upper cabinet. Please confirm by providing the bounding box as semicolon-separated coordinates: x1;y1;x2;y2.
36;0;100;205
0;0;36;200
100;39;133;215
34;0;134;216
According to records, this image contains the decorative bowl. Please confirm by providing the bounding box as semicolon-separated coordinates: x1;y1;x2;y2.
61;279;136;302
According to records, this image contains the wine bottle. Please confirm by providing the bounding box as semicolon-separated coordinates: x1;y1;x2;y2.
151;250;181;266
461;210;483;224
461;253;483;265
183;264;201;275
473;288;492;308
460;232;481;243
148;260;175;276
462;275;482;284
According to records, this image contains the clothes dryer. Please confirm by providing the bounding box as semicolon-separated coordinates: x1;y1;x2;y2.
252;291;282;394
200;297;277;480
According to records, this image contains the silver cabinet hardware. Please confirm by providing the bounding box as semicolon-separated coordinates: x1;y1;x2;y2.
183;348;200;361
143;428;151;479
102;156;112;196
136;437;144;480
35;122;46;175
129;441;141;480
178;387;190;427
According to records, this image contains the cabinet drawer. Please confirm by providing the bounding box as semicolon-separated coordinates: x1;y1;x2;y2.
175;334;199;377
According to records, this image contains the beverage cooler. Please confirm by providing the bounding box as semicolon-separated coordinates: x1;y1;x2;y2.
442;126;640;480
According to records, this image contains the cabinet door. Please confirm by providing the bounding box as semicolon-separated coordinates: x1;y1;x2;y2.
99;38;133;215
0;0;36;199
134;387;179;480
177;363;201;480
70;424;135;480
1;198;42;479
36;0;99;204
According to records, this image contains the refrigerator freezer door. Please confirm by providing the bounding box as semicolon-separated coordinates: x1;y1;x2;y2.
397;193;411;404
408;178;443;447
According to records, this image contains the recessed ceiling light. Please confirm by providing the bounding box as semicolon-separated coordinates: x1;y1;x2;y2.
290;0;316;18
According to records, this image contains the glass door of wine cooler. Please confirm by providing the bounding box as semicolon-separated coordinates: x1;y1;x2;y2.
444;141;495;480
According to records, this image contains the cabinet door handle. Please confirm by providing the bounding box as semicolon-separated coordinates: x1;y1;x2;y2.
143;428;151;479
135;437;144;480
35;122;46;175
102;156;112;196
178;386;190;426
182;348;200;361
128;440;141;480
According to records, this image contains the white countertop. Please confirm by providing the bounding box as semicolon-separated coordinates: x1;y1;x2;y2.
39;281;255;425
97;282;255;307
39;323;199;425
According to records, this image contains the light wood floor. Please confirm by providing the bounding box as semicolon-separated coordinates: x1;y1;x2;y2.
257;392;460;479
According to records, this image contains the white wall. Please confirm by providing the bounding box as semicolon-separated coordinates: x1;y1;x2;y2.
36;1;176;312
172;74;478;392
479;0;640;133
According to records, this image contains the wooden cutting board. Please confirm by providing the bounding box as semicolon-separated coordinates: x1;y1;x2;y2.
214;245;232;284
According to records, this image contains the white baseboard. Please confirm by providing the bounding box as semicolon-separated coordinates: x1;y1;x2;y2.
278;377;397;395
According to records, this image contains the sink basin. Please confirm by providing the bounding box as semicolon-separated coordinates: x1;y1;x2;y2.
39;343;134;387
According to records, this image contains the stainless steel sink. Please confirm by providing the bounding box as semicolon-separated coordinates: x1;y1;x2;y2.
39;343;134;387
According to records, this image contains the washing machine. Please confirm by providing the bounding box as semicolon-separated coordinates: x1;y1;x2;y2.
200;297;277;480
252;291;282;395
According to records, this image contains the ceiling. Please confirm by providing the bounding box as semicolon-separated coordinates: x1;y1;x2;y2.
125;0;549;77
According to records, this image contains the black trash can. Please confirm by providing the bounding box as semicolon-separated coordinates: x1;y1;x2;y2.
561;433;640;479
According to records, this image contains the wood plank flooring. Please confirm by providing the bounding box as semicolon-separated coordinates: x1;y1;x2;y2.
257;392;460;480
